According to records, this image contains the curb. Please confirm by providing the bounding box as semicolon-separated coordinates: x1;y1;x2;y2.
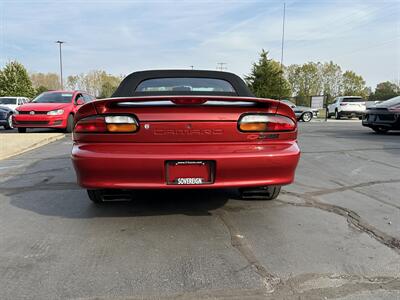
0;133;66;160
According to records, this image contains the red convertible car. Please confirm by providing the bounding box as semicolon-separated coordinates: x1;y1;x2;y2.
71;70;300;202
14;90;95;133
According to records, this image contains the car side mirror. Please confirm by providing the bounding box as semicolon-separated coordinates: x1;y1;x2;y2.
76;99;84;105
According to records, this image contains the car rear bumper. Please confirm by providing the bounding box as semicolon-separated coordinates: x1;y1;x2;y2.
362;113;400;129
13;114;67;128
71;142;300;189
339;110;364;117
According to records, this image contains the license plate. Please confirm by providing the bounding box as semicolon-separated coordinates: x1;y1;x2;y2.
166;161;214;185
176;178;203;185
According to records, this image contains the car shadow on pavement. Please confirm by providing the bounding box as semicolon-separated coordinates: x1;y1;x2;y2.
8;188;233;219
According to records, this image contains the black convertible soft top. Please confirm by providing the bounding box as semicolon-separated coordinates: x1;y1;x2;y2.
112;70;254;98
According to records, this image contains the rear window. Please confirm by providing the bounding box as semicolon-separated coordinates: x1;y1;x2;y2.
135;78;236;93
342;98;364;103
0;98;17;105
32;92;73;103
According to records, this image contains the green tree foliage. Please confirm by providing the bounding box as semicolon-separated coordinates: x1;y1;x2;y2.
99;81;118;98
285;60;369;103
35;85;49;96
30;72;60;90
342;71;369;98
66;70;123;97
245;50;291;99
369;81;400;100
286;62;321;99
320;61;342;102
0;61;35;97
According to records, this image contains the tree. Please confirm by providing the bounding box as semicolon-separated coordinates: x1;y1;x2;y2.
30;72;60;90
99;81;118;98
342;70;369;98
320;61;342;102
369;81;400;100
66;70;122;97
35;85;49;96
286;62;323;105
285;60;369;104
0;61;35;97
245;50;291;99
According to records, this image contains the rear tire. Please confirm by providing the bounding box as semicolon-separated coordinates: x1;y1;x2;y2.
65;114;74;133
4;114;14;130
301;112;313;122
239;186;281;201
326;109;331;119
18;127;27;133
372;126;389;134
335;110;341;119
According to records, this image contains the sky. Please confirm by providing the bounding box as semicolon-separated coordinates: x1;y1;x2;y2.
0;0;399;89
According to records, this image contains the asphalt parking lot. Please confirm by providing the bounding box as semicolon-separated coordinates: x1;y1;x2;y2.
0;121;399;299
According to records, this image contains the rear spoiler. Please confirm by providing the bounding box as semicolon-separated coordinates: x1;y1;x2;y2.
92;95;280;113
75;96;296;123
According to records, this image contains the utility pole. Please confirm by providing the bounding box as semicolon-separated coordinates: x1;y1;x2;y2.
280;3;286;69
55;41;65;89
216;62;227;71
279;3;286;100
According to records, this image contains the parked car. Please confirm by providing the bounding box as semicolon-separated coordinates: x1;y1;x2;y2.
71;70;300;203
0;106;14;130
281;100;318;122
14;90;95;133
327;96;366;119
0;96;30;111
362;96;400;133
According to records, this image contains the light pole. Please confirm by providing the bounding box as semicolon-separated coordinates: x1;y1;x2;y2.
55;41;65;89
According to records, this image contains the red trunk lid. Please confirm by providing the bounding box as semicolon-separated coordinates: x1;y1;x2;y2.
75;96;296;143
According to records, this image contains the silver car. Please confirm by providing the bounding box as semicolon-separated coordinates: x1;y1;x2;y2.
281;100;319;122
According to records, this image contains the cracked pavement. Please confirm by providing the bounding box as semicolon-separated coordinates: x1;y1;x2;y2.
0;122;399;299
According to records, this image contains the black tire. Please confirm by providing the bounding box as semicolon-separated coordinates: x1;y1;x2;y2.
18;127;27;133
87;190;104;203
326;109;331;119
358;116;363;120
4;114;14;130
65;114;74;133
239;186;281;201
335;109;341;119
301;112;313;122
372;126;389;134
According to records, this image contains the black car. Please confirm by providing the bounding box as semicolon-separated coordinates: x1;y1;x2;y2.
0;106;14;130
362;96;400;133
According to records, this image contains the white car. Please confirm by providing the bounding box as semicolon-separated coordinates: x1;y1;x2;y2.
327;96;366;119
0;96;30;111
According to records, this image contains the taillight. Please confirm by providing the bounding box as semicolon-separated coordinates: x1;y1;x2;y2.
238;114;296;132
74;116;107;133
105;116;138;132
74;115;139;133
